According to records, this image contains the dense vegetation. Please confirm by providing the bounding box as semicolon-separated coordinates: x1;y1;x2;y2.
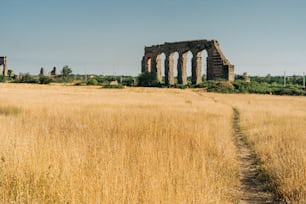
1;69;305;96
136;72;305;96
205;80;306;96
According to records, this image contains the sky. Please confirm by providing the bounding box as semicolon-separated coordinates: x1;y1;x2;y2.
1;0;306;76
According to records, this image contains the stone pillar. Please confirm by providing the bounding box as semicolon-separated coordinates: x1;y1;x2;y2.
156;54;162;82
191;51;202;84
165;53;174;85
51;67;57;76
196;51;202;84
3;57;8;77
177;52;188;85
151;56;157;73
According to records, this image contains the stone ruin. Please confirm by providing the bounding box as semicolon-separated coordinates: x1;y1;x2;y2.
40;67;45;76
141;39;234;85
39;67;57;77
0;56;8;77
50;67;57;76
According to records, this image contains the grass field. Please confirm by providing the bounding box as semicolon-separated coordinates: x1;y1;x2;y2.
0;84;239;203
0;84;305;203
214;93;306;202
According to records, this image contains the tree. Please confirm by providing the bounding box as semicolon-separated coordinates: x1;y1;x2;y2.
39;76;52;84
61;65;72;80
8;69;13;77
137;72;159;87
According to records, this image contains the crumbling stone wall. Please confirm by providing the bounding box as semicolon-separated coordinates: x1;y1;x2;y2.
141;39;234;85
0;56;8;77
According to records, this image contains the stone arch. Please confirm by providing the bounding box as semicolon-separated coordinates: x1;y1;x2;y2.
141;39;234;85
146;57;152;72
190;49;201;84
177;50;192;85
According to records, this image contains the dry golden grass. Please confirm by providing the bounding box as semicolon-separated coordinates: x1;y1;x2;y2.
214;93;306;202
0;84;239;203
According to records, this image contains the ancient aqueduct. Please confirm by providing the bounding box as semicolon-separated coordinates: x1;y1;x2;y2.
141;39;234;85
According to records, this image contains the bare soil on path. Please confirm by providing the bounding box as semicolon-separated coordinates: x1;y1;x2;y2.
232;108;281;204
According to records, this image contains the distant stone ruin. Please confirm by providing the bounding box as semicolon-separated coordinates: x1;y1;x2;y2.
40;67;45;76
141;39;234;85
50;67;57;77
0;56;8;77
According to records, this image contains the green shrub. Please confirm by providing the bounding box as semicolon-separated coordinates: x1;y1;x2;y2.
174;84;188;89
121;77;136;86
87;78;99;86
39;76;52;84
102;84;124;89
0;76;6;83
192;82;208;88
271;87;305;96
74;81;87;86
14;74;39;84
207;81;235;93
137;72;160;87
0;105;21;116
233;81;271;94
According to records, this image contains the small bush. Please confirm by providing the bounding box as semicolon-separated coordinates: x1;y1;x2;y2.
39;76;52;84
74;81;87;86
121;77;136;86
174;84;188;89
137;72;160;87
207;81;235;93
192;82;208;88
0;76;6;83
87;78;99;86
102;84;124;89
14;74;39;84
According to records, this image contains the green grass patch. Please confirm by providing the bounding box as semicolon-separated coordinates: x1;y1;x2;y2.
102;84;124;89
0;106;21;116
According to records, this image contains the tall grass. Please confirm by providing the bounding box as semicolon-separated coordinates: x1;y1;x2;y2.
0;84;239;203
215;94;306;202
0;105;21;116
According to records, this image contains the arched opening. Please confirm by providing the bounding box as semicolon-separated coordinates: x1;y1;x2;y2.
156;53;166;83
201;50;208;81
146;57;152;72
160;53;165;80
0;64;3;75
172;52;179;83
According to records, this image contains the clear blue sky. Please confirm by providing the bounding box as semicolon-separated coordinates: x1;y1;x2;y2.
1;0;306;76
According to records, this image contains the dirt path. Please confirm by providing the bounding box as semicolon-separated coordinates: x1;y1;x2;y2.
232;108;278;203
